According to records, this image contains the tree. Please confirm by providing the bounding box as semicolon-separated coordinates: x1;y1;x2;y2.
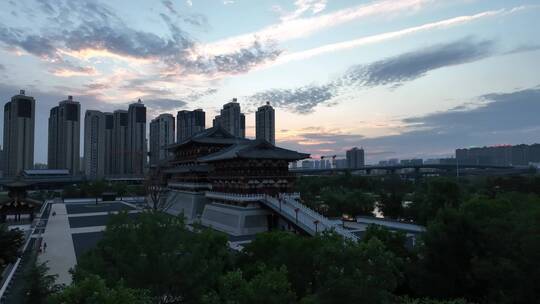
203;266;295;304
241;231;402;303
320;188;375;218
362;225;410;261
24;261;59;304
405;178;463;224
144;170;171;211
409;193;540;303
49;274;151;304
0;225;24;272
112;182;128;200
90;180;108;204
377;176;410;219
73;212;231;302
398;297;473;304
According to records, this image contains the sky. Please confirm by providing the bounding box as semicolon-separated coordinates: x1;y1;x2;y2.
0;0;539;164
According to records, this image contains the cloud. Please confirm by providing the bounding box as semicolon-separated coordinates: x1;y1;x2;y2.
280;0;328;22
161;0;208;28
0;0;279;78
503;44;540;55
202;0;432;55
274;9;504;65
144;98;188;115
48;59;98;77
360;87;540;159
248;37;496;114
0;63;5;71
36;0;56;15
249;83;336;114
342;37;494;87
280;87;540;161
278;127;365;157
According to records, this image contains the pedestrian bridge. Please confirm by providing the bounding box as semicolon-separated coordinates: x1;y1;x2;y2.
204;191;359;241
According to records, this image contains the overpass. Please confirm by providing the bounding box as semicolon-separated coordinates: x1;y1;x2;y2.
291;163;518;175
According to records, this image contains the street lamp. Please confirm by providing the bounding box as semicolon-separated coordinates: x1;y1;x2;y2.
314;220;320;233
294;208;299;223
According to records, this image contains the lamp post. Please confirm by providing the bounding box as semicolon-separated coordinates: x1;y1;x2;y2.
294;208;299;223
314;220;320;233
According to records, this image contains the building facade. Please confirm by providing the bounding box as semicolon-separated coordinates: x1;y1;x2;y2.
47;96;80;174
84;110;105;179
346;147;365;169
215;99;245;138
127;100;147;175
3;90;35;177
112;110;129;175
456;143;540;166
150;114;175;165
163;126;308;236
103;112;114;176
177;109;205;142
255;102;275;144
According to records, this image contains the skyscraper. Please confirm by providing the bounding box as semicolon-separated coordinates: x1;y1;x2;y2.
127;100;146;175
150;114;175;165
216;98;245;138
84;110;105;179
255;102;275;144
3;90;35;177
177;109;205;142
346;147;365;169
47;96;80;174
112;110;128;175
103;112;114;175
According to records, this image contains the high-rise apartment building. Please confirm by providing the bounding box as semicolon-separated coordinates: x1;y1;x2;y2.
112;110;128;175
346;147;365;169
84;110;105;179
127;100;146;175
150;114;175;165
215;98;245;138
255;102;275;144
3;90;35;177
456;143;540;166
177;109;205;142
103;112;114;175
47;96;80;174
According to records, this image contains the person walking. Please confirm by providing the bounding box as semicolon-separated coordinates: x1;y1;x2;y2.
43;242;47;253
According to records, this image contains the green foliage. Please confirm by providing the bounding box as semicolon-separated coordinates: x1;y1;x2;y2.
377;176;410;219
63;180;111;200
362;225;410;261
409;193;540;303
74;212;231;303
48;274;150;304
112;182;128;199
241;231;402;303
24;261;59;304
398;296;474;304
320;188;375;217
405;178;463;224
203;265;295;304
0;225;24;271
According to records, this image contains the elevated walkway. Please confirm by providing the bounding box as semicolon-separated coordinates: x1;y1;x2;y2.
204;192;359;241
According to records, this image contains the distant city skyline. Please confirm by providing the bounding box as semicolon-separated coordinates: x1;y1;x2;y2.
0;0;539;163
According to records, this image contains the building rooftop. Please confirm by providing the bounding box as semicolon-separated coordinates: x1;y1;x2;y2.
166;126;250;150
198;139;310;162
22;169;70;176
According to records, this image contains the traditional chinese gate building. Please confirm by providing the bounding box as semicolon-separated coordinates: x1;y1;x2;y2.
163;126;309;236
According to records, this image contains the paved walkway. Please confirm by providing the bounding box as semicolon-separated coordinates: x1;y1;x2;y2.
38;203;77;286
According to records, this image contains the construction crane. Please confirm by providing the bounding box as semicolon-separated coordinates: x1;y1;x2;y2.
320;154;345;169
